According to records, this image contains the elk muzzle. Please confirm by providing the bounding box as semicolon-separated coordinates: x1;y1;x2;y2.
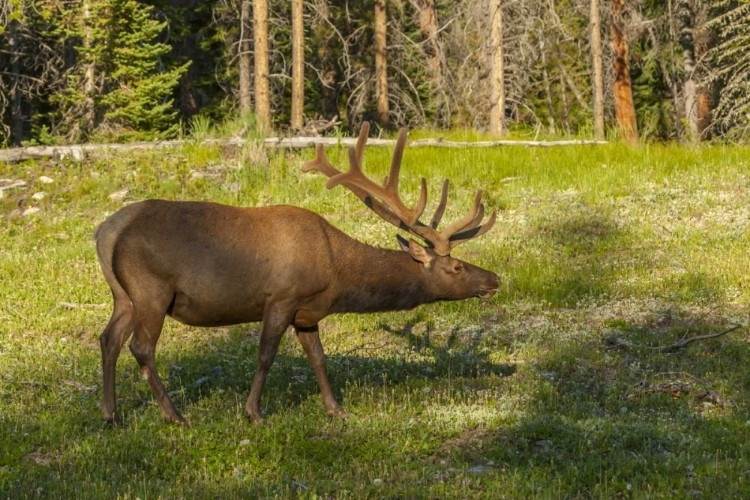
478;272;500;299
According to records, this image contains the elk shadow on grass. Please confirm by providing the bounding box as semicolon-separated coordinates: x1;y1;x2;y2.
144;317;516;422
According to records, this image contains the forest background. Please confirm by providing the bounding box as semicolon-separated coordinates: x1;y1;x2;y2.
1;0;749;147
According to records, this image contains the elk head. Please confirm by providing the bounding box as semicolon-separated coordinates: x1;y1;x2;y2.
302;122;499;301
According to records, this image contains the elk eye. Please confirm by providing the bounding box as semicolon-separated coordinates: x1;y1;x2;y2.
453;263;463;273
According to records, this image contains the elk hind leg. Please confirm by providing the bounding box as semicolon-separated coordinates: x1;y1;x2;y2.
129;300;186;425
100;295;136;424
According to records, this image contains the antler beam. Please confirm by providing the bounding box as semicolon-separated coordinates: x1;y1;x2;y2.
302;122;496;255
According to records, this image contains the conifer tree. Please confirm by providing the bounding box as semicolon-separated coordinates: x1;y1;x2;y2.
52;0;188;141
706;0;750;139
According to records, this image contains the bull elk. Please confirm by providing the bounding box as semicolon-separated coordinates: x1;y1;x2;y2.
95;122;498;425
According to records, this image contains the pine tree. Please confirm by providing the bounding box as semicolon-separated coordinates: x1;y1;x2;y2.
706;0;750;139
99;0;189;139
51;0;188;141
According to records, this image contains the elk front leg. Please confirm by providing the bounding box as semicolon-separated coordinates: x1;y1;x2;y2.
246;306;290;423
295;325;346;418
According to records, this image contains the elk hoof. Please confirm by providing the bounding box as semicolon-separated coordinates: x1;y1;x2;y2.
246;411;266;425
326;408;349;419
103;415;123;426
163;412;189;427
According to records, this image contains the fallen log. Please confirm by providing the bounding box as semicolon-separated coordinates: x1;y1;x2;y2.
0;136;608;163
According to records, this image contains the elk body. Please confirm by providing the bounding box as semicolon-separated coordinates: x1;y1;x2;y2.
95;123;499;425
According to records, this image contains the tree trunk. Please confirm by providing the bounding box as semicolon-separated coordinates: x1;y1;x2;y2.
697;91;710;138
253;0;271;131
314;1;339;120
695;24;711;139
179;35;200;119
414;0;440;77
539;38;555;132
239;0;253;112
412;0;447;127
489;0;505;136
677;0;699;142
291;0;304;130
610;0;638;146
9;18;23;146
374;0;389;128
81;0;96;139
590;0;605;140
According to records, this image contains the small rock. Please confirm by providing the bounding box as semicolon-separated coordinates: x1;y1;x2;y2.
223;182;240;194
534;439;553;453
109;189;129;202
22;207;41;216
372;478;383;487
290;480;307;492
39;176;54;184
193;376;211;387
32;192;46;200
239;439;251;447
467;465;495;475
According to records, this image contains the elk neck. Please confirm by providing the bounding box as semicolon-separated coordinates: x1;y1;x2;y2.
329;236;436;314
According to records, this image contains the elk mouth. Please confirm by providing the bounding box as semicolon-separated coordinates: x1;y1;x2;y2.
478;288;498;299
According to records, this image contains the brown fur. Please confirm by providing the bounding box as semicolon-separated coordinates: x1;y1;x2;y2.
95;199;499;425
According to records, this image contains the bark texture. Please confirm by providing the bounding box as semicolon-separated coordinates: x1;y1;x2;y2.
677;0;699;141
239;0;253;112
610;0;638;145
253;0;271;130
375;0;389;128
489;0;505;136
590;0;605;140
291;0;305;130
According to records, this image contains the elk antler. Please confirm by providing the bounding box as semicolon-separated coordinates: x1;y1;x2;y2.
302;122;496;256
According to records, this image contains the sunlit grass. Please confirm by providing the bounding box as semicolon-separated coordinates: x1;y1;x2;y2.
2;139;750;498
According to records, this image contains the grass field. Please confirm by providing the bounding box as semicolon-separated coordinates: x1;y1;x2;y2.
2;138;750;498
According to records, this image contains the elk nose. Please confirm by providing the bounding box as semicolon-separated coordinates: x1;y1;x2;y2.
491;273;500;288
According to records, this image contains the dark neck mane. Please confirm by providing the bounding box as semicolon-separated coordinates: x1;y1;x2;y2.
329;238;437;314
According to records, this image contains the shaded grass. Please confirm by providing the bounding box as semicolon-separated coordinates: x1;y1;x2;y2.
2;140;750;498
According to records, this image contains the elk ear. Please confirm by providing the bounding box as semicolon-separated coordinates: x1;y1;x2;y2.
397;235;436;266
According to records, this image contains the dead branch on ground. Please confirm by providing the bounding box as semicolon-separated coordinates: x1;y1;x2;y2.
605;324;743;353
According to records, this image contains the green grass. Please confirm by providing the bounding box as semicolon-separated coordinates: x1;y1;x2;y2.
2;140;750;498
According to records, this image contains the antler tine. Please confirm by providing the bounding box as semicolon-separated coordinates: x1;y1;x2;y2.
459;202;485;234
301;143;342;178
414;178;428;222
449;210;497;249
440;190;484;239
325;124;425;226
429;179;449;229
384;128;408;194
355;121;370;164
